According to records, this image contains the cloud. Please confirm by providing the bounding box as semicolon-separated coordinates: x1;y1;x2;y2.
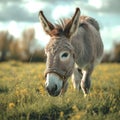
0;1;95;22
0;1;40;22
86;0;120;14
0;4;30;21
99;0;120;13
0;0;23;3
0;0;120;22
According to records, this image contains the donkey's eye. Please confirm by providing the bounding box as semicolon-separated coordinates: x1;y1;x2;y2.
61;53;68;58
60;51;70;61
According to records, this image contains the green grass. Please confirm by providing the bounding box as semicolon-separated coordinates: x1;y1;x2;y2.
0;61;120;120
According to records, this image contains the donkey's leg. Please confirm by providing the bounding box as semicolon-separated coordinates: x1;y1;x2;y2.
72;67;83;91
81;65;94;96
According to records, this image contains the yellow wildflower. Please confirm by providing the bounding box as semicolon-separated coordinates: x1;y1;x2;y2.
8;102;15;109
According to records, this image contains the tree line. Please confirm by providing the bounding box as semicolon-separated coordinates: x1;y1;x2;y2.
0;28;46;62
0;28;120;63
102;42;120;63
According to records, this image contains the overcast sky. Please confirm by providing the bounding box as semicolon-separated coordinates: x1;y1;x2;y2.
0;0;120;51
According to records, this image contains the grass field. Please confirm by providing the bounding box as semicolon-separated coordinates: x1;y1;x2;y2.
0;61;120;120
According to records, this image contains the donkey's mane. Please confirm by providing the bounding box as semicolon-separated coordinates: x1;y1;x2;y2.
50;16;100;37
49;19;68;36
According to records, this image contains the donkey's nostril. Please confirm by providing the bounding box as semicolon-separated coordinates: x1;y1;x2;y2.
51;84;57;92
45;84;57;91
54;84;57;91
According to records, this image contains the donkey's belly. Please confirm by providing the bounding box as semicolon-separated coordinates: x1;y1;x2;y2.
75;58;90;69
75;55;103;69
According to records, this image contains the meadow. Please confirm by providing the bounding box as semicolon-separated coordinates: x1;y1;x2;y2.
0;61;120;120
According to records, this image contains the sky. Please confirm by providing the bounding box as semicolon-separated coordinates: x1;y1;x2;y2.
0;0;120;51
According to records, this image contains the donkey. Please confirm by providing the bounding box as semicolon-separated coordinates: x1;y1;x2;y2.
39;8;104;97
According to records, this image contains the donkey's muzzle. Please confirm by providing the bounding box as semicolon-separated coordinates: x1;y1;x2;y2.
44;68;73;97
45;73;63;97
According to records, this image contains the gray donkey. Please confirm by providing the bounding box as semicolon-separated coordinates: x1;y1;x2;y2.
39;8;104;97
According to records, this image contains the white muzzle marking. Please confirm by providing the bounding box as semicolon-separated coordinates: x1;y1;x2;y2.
45;73;63;96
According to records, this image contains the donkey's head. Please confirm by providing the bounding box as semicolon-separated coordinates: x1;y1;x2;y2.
39;8;80;96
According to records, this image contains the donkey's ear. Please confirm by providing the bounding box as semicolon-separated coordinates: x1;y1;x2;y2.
39;11;54;36
64;8;80;38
